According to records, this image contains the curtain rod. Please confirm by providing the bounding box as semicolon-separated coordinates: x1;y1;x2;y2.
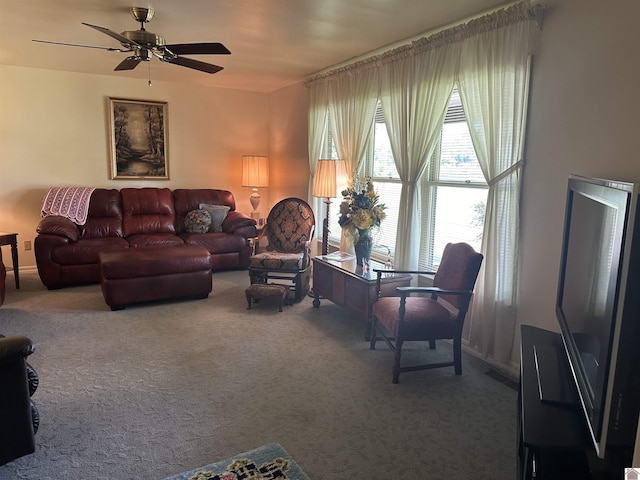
304;0;545;87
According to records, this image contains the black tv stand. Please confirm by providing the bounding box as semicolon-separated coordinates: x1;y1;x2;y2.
519;325;592;479
533;338;579;408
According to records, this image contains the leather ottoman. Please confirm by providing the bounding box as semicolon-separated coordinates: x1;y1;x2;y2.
99;245;212;310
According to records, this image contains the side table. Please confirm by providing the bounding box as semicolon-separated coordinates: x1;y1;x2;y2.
0;232;19;289
312;254;411;339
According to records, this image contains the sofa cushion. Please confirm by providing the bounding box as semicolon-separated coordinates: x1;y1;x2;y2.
181;232;248;254
184;209;212;234
121;188;176;236
173;189;237;233
51;238;130;265
82;189;124;239
199;204;230;232
126;234;185;248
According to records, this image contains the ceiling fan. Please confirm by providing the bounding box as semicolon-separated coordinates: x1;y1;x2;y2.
33;7;230;75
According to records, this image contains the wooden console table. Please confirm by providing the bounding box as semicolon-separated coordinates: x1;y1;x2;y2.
312;254;411;339
0;232;19;289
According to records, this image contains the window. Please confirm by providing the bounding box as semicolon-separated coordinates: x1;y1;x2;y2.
418;87;487;270
362;103;401;259
321;86;487;267
323;104;401;261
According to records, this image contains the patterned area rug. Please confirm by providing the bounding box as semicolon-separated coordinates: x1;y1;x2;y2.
161;443;310;480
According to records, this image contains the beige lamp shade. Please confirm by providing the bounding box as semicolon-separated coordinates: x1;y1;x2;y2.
242;155;269;216
242;155;269;188
313;159;341;198
313;159;345;255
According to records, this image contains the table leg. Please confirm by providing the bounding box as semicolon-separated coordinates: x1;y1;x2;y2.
313;290;320;308
10;240;19;289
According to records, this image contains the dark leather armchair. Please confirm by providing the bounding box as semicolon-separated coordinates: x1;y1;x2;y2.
0;248;6;306
0;335;39;465
369;242;483;383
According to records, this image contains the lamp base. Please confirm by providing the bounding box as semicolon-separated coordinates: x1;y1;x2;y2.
251;211;261;220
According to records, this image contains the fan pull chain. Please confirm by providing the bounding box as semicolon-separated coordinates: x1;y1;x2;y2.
148;61;152;87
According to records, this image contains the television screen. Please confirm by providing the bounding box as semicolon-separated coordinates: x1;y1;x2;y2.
555;175;640;460
558;184;625;438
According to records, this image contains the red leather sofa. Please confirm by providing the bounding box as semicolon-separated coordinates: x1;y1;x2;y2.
35;187;257;289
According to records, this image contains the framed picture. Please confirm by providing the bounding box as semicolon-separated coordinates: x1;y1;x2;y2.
108;98;169;180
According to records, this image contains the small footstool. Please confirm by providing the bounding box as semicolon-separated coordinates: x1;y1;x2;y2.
99;245;212;310
245;283;289;312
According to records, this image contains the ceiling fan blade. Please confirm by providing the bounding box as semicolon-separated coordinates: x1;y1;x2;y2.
32;39;127;52
164;56;223;74
164;43;231;55
114;56;142;71
82;22;139;47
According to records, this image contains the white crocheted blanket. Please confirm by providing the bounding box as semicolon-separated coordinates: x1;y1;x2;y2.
41;186;96;225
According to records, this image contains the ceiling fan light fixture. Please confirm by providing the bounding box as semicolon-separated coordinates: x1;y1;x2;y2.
130;7;154;24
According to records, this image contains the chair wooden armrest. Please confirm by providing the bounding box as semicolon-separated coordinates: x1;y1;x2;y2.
373;268;437;276
396;286;473;296
373;268;437;298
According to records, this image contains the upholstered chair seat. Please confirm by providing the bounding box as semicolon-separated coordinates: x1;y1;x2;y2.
249;251;307;271
373;296;454;339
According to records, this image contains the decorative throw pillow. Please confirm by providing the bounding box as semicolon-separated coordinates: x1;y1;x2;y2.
184;209;212;234
199;204;230;232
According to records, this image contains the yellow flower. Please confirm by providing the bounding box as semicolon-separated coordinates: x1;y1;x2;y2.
353;209;374;229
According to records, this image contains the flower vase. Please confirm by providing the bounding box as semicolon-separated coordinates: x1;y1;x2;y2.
340;228;355;257
354;228;373;267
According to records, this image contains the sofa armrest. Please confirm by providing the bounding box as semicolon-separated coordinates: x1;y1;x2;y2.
0;335;35;367
222;211;257;237
36;215;80;242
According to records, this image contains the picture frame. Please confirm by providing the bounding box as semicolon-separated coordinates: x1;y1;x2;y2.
108;98;169;180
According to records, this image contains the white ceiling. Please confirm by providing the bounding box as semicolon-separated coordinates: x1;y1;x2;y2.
1;0;512;93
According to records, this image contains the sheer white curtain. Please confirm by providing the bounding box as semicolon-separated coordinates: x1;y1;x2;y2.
326;69;379;180
308;81;329;224
379;44;459;269
457;21;531;366
308;82;329;181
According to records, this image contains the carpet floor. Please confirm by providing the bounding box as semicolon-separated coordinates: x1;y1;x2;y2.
0;270;518;480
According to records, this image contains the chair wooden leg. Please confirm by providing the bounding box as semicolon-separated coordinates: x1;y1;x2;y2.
453;338;462;375
369;317;378;350
392;339;403;384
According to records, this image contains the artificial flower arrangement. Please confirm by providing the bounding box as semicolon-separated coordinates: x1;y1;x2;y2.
338;177;387;243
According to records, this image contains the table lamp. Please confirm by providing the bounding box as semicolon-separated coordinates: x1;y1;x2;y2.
242;155;269;219
312;159;346;255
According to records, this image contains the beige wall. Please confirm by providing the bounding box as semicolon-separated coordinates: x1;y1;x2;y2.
0;65;309;270
517;0;640;361
268;82;310;208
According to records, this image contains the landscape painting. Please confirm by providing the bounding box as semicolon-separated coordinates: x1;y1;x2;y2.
108;98;169;180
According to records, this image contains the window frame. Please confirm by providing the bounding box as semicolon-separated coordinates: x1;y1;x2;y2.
320;86;489;267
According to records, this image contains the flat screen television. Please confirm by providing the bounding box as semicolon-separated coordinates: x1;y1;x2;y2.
556;175;640;465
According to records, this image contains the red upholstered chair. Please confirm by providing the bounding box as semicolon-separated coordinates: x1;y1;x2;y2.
248;198;315;304
369;242;483;383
